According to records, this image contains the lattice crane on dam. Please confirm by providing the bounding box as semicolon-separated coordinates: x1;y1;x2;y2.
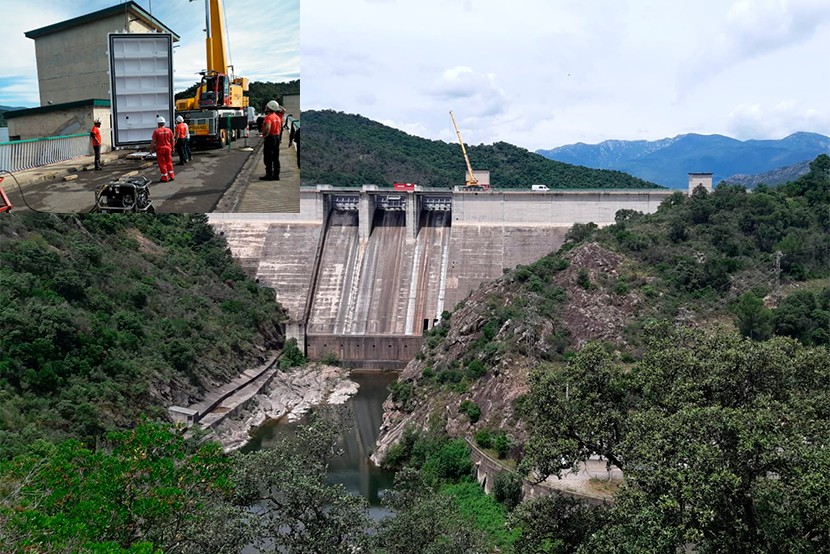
450;110;490;191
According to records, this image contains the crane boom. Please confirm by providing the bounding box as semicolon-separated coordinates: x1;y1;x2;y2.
204;0;230;74
450;110;478;187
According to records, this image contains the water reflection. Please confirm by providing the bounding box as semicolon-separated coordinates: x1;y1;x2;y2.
242;370;398;517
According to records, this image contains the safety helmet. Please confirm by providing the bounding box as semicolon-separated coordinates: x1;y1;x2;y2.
156;116;166;125
266;100;280;112
176;115;184;123
94;117;102;124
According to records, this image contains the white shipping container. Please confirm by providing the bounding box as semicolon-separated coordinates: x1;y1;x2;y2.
108;33;174;147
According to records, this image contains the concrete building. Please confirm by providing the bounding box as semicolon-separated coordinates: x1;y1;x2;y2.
281;94;300;120
25;2;179;106
6;2;178;143
688;172;713;194
6;99;112;144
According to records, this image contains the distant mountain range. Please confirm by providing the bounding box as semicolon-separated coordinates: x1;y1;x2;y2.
0;105;27;128
302;110;661;189
536;132;830;189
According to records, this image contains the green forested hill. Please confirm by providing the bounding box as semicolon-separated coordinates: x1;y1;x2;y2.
0;213;286;459
301;110;663;189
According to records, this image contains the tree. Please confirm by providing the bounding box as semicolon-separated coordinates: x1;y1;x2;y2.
0;422;250;553
231;412;371;553
733;291;773;341
373;468;483;554
521;342;630;478
1;415;373;554
492;470;524;510
507;494;609;554
522;330;830;552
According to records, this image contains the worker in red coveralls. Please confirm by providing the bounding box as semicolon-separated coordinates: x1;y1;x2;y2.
150;116;175;182
259;100;283;181
90;117;103;170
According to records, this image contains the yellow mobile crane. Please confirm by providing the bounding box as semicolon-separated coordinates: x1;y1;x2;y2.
176;0;249;147
450;110;489;191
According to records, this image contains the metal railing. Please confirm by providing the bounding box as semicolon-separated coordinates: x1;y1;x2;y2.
0;133;90;173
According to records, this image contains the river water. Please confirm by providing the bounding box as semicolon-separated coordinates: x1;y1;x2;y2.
241;370;398;517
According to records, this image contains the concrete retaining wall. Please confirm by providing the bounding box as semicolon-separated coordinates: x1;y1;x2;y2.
466;438;609;506
306;334;424;369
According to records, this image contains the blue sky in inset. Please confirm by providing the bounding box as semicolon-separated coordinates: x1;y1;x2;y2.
0;0;299;108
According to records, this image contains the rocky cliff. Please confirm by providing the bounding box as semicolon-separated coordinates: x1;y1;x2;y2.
372;242;650;464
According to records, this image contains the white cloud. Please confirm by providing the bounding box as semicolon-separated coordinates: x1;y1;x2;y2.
679;0;830;94
727;101;830;139
302;0;830;149
377;119;431;139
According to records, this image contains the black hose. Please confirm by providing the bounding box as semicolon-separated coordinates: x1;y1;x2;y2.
0;169;100;213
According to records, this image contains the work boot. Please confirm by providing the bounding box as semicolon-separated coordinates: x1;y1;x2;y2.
271;176;280;181
259;175;272;181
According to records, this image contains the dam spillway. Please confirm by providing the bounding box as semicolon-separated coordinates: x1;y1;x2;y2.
210;186;674;368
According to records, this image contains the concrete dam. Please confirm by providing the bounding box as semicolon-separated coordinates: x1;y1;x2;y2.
209;186;673;368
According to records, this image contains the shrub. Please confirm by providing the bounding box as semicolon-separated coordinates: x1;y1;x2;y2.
389;380;414;410
459;400;481;424
421;438;473;484
492;471;524;510
475;429;493;449
465;359;487;380
320;351;340;366
576;268;593;291
495;432;510;459
280;338;305;370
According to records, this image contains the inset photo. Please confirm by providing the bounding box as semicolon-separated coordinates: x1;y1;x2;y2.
0;0;299;214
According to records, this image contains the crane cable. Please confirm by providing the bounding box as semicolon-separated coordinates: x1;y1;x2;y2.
222;0;234;77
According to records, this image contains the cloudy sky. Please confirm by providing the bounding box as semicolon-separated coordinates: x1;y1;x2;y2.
0;0;299;108
302;0;830;150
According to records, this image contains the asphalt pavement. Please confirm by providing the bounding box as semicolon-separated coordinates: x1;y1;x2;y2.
1;132;300;214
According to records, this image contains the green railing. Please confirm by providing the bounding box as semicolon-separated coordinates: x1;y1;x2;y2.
0;133;90;173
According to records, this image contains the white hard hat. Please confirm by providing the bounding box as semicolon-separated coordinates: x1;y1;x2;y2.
266;100;280;112
176;115;184;123
156;116;166;125
94;117;102;124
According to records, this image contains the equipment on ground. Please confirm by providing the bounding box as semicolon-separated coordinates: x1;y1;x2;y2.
175;0;249;148
0;177;13;213
94;176;154;213
449;110;490;191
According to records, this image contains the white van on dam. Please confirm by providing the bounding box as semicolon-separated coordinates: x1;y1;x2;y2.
531;185;549;191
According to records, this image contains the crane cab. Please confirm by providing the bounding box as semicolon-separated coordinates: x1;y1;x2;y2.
198;72;248;109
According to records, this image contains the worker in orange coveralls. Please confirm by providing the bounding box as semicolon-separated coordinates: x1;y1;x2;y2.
174;115;189;165
150;116;175;182
259;100;283;181
90;117;103;170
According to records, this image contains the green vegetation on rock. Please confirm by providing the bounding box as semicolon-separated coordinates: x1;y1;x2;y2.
0;213;285;459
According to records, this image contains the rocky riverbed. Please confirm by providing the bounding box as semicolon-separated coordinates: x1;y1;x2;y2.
210;363;359;451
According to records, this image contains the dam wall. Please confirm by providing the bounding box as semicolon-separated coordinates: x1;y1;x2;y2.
210;187;674;368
